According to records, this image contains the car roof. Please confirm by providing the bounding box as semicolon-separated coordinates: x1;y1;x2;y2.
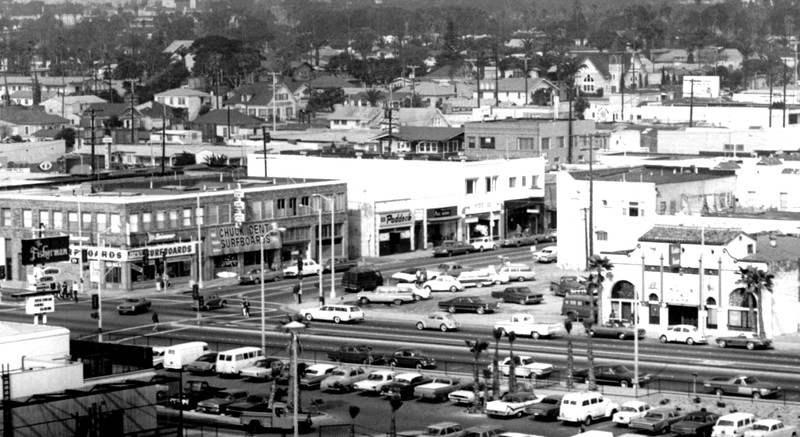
719;412;755;419
307;363;337;371
753;419;783;426
369;369;396;376
622;400;649;407
395;372;423;379
427;422;461;428
428;311;452;317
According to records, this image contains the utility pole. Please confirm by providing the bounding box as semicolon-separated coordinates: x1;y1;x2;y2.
265;72;280;132
129;79;136;145
494;45;500;107
261;125;270;178
782;63;788;127
688;78;696;127
588;134;594;260
90;108;96;179
769;63;774;128
161;104;166;174
384;104;395;153
407;65;418;107
523;57;530;105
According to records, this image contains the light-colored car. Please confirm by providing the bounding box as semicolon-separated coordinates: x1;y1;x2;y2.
152;346;166;369
320;366;368;392
531;247;557;263
422;276;464;293
117;297;152;315
712;412;756;437
419;422;465;437
357;286;418;305
391;267;439;283
613;401;653;427
240;357;285;380
185;352;218;374
395;282;431;300
238;268;283;284
486;392;541;418
299;363;337;389
299;304;365;324
416;312;461;332
745;419;797;437
353;369;396;393
497;264;536;282
283;259;321;277
659;325;709;345
463;425;507;437
471;237;498;252
493;356;553;378
457;270;502;288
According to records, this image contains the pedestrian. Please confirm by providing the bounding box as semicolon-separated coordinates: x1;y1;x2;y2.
293;280;303;304
60;281;68;300
151;312;160;331
242;298;250;317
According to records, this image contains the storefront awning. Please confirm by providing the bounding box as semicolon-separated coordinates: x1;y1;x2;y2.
427;215;462;223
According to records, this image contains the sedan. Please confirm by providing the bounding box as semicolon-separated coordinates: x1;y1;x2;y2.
715;332;773;350
240;357;285;380
192;295;227;311
432;240;473;257
672;410;720;437
299;364;337;389
117;298;151;315
531;247;557;263
323;257;358;273
613;401;653;427
525;394;563;421
196;390;249;415
415;312;461;332
388;348;436;369
659;325;708;345
422;276;464;293
186;352;218;374
629;408;686;434
574;364;651;388
438;297;497;314
299;304;365;324
391;267;439;283
226;394;270;417
486;392;541;418
320;366;368;393
238;268;284;284
353;370;397;394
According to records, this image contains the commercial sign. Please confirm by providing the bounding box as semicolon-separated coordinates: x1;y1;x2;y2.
428;206;457;219
682;75;720;99
379;210;414;229
25;295;55;315
74;242;197;262
233;189;245;228
22;236;71;265
669;243;681;268
210;223;283;255
147;232;177;243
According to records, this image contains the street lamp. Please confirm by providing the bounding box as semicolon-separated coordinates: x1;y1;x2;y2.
313;194;336;300
284;320;306;437
95;224;119;342
261;225;285;355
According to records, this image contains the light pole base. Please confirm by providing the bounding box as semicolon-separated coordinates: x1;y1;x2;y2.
319;296;325;306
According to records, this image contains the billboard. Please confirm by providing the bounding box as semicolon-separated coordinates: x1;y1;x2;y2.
682;76;720;99
21;236;70;265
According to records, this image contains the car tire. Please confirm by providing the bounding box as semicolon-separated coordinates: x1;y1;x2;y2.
304;313;314;321
746;342;755;350
333;316;342;324
413;295;420;301
515;242;521;247
659;335;668;343
449;286;458;293
715;388;724;396
388;359;397;367
686;338;695;345
478;246;485;252
584;416;593;426
359;297;370;305
425;286;432;292
752;391;762;399
448;306;457;314
588;330;596;337
447;251;452;257
618;333;627;340
415;362;423;370
718;340;727;348
476;307;485;315
531;332;541;340
393;299;403;306
516;411;523;418
477;282;484;288
439;324;449;332
620;380;629;388
416;322;425;330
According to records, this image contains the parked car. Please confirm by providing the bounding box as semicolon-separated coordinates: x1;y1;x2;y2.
438;296;497;314
457;270;502;288
327;344;386;365
117;297;152;315
196;390;249;415
380;372;433;400
422;276;464;293
341;266;384;292
558;391;619;425
715;332;773;350
415;312;461;332
471;237;498;252
493;356;553;378
500;233;542;247
659;325;709;345
531;247;557;263
238;268;283;284
491;286;543;304
299;363;337;389
711;412;756;437
702;375;781;399
497;264;536;282
391;267;438;283
192;294;228;311
613;401;653;427
672;410;720;437
414;377;466;402
320;366;368;393
433;240;473;257
152;346;166;369
240;357;285;380
283;259;321;278
432;262;473;277
525;394;563;421
745;419;797;437
449;382;512;406
574;364;651;388
299;304;365;324
388;348;436;369
353;370;396;394
463;425;507;437
629;408;686;434
323;257;358;273
419;422;465;437
486;392;541;418
185;352;218;374
357;285;418;305
588;320;646;340
544;229;557;242
226;394;270;417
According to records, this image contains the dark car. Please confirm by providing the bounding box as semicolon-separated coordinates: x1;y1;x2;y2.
379;372;433;400
196;390;249;415
573;364;651;388
715;332;773;350
341;266;384;292
438;296;498;315
226;393;270;417
491;286;544;305
186;352;218;374
327;345;386;365
117;297;152;315
525;394;563;421
588;319;646;340
672;410;720;437
239;268;284;285
324;257;358;273
192;294;227;311
432;240;473;257
629;408;686;434
388;348;436;369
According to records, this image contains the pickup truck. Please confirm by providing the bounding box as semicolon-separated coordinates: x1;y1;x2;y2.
491;286;543;304
550;276;587;297
168;380;225;410
240;402;312;434
494;314;561;340
413;377;466;402
702;375;781;399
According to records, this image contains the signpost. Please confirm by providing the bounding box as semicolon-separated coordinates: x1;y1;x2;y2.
25;294;55;325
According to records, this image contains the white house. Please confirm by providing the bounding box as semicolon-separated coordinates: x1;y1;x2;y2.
41;95;107;126
154;88;211;121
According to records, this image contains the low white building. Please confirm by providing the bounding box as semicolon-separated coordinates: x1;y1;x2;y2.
154;88;211;121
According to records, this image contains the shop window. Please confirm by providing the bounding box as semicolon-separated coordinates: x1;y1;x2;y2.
39;210;50;229
466;179;478;195
596;231;608;241
183;208;192;226
1;208;10;227
68;212;78;231
129;214;139;232
479;136;495;149
706;297;718;329
509;177;516;188
220;205;231;223
169;210;178;228
156;211;165;230
518;138;535;150
23;209;32;228
727;309;755;331
468;137;476;148
541;138;550;150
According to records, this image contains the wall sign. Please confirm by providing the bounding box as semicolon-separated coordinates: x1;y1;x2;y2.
379;210;414;229
428;206;457;218
147;232;177;243
233;188;245;228
25;295;55;315
669;243;681;268
22;236;70;265
76;242;197;262
210;223;283;255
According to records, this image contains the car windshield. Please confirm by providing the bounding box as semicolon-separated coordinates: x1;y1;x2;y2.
246;269;259;275
644;412;665;419
198;355;215;362
611;365;630;373
245;396;265;403
621;406;639;412
752;425;771;431
541;397;560;404
332;370;347;376
423;428;442;436
125;299;139;303
367;374;384;381
305;369;321;376
686;415;704;422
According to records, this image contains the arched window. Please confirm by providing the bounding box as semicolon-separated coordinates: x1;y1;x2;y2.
611;281;635;299
706;297;717;306
728;288;756;307
648;293;659;302
582;75;595;93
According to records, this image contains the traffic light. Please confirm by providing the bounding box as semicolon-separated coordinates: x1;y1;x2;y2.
90;311;98;319
297;256;303;274
142;248;149;265
91;293;99;310
192;284;199;300
197;296;205;308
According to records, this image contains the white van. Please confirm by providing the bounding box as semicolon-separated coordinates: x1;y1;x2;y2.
711;412;755;437
216;347;264;375
164;341;210;370
498;264;536;282
559;391;619;425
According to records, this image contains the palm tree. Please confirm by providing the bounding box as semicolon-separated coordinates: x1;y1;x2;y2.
465;339;489;413
557;56;587;164
583;316;597;391
491;327;502;400
564;319;574;390
364;88;383;107
587;255;614;323
507;331;518;393
736;266;775;338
